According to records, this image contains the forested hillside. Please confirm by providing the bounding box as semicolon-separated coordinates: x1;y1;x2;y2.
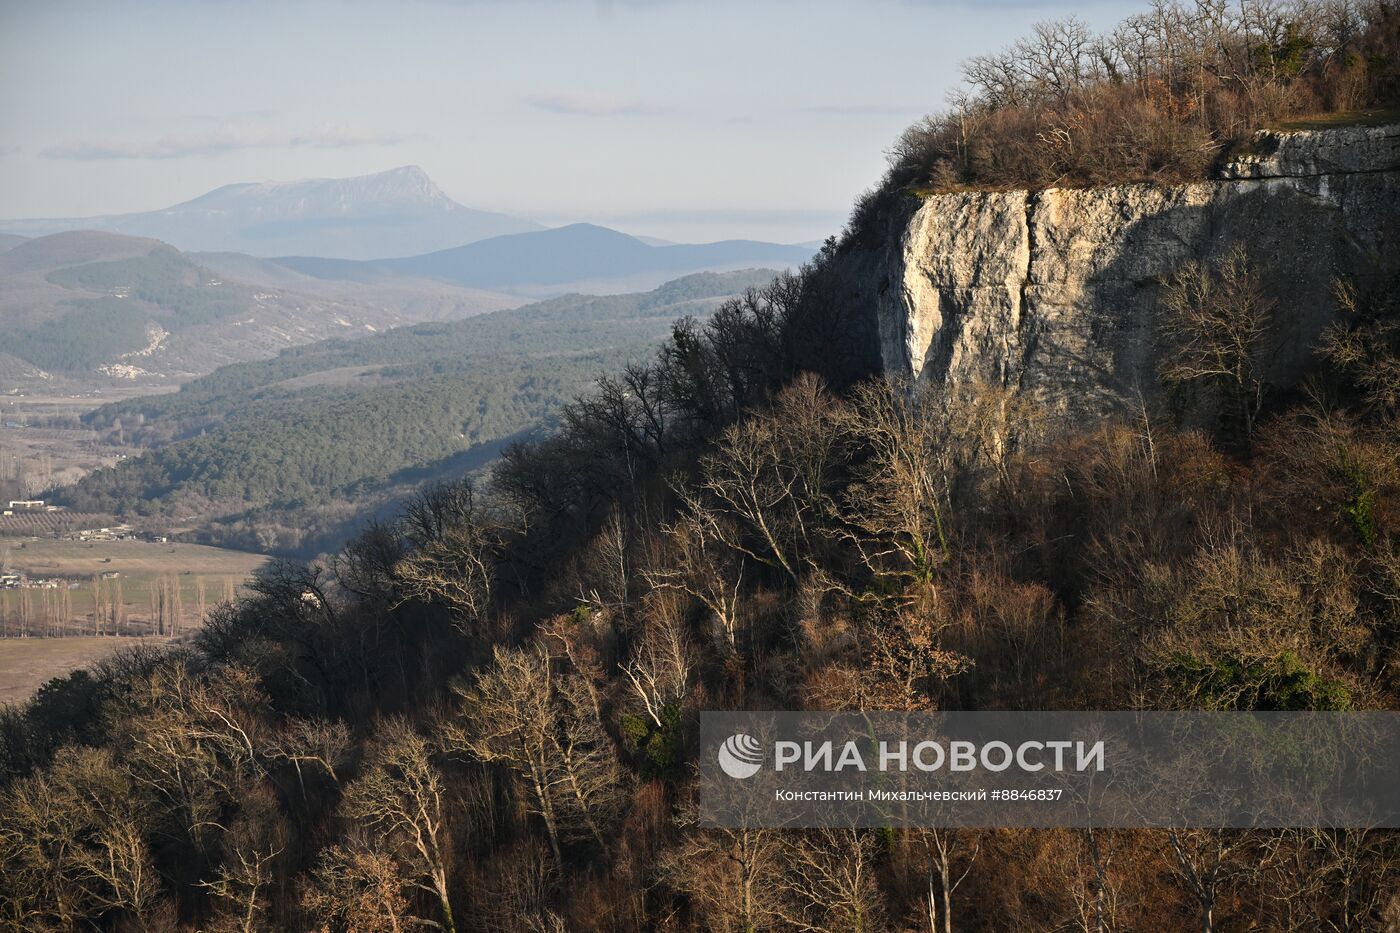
53;270;781;553
1;235;240;374
1;1;1397;930
3;224;1397;930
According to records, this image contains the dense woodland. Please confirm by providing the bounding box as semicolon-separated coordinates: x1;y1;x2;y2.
3;1;1400;929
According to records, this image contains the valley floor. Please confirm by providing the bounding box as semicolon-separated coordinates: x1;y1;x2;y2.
0;635;177;704
0;538;269;701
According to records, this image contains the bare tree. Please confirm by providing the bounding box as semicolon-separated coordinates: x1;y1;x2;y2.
1299;828;1400;932
1057;829;1125;933
567;364;669;492
918;828;981;933
777;830;887;933
446;641;629;865
199;843;280;933
0;747;161;931
839;379;1037;592
572;504;633;621
460;838;559;933
863;610;972;712
1321;274;1400;417
395;481;499;634
551;672;630;850
266;717;350;803
447;643;564;864
1021;18;1096;98
1165;828;1247;933
691;373;847;585
110;663;268;851
114;576;126;633
304;843;416;933
1159;246;1276;446
647;508;746;654
663;819;787;933
342;718;456;933
620;592;694;729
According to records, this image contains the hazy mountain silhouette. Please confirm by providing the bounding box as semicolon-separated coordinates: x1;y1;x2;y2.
0;166;543;260
275;223;815;295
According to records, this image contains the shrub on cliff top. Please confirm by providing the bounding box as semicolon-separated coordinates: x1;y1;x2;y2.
882;0;1400;196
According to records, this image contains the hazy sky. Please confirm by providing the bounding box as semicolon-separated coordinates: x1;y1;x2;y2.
0;0;1143;243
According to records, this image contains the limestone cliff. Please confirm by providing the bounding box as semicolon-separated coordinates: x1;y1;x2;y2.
841;124;1400;422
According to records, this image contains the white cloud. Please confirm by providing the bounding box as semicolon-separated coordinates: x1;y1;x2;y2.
40;123;407;160
524;90;668;117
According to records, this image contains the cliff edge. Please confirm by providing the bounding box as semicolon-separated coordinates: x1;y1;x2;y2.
841;123;1400;421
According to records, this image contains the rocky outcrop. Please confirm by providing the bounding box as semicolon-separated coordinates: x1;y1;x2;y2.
845;124;1400;422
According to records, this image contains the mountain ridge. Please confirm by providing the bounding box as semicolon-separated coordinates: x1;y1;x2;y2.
0;166;543;260
275;222;816;295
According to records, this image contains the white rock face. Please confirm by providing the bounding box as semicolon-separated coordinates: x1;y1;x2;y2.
1219;123;1400;178
854;124;1400;423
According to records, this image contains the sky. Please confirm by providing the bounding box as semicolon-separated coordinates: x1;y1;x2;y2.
0;0;1145;244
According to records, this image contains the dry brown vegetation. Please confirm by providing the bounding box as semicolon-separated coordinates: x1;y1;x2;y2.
874;0;1400;201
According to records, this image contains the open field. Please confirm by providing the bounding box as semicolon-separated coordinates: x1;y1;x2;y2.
0;635;177;704
0;539;268;700
2;537;269;578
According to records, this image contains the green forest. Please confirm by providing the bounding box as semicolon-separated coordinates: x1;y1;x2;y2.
8;298;153;372
45;245;247;327
9;246;252;372
54;270;780;551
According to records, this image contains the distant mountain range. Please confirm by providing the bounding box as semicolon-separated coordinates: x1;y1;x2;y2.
271;223;816;296
0;218;808;390
0;166;543;260
1;167;817;296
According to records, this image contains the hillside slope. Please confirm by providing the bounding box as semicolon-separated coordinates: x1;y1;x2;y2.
0;231;517;391
53;269;781;553
6;3;1399;931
